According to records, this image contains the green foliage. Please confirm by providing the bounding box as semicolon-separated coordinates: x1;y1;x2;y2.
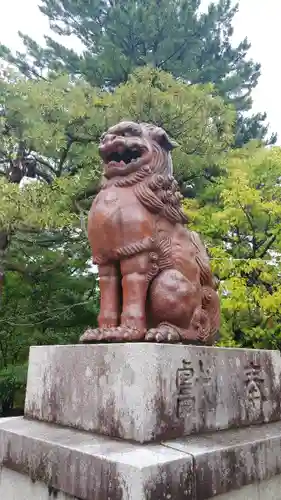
234;112;277;149
0;229;100;412
0;67;234;226
0;363;27;415
0;0;275;145
185;146;281;349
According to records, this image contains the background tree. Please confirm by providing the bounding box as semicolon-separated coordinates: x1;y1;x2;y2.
0;234;99;415
185;145;281;349
0;0;276;146
0;67;234;413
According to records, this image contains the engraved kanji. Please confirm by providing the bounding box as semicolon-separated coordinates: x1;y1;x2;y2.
244;362;265;409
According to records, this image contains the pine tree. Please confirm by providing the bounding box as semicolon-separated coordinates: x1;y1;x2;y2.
0;0;276;146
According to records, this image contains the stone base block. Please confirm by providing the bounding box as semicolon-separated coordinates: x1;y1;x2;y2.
25;344;281;443
2;467;281;500
0;468;75;500
215;477;281;500
1;417;281;499
0;417;193;500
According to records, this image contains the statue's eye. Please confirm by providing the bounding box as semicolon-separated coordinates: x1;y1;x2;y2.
124;128;141;137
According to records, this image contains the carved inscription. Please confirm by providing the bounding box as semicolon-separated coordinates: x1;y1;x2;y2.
176;359;212;418
244;362;265;410
176;360;195;418
198;359;212;385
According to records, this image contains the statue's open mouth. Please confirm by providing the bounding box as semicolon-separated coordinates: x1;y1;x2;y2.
100;140;145;167
105;147;142;166
99;136;153;179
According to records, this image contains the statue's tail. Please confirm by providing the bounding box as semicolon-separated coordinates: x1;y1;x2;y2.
190;231;220;342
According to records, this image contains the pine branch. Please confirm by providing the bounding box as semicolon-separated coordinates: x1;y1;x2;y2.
31;155;57;175
258;235;277;259
34;167;54;184
237;201;257;256
57;137;74;177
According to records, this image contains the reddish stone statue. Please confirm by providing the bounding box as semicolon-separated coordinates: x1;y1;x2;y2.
80;121;220;344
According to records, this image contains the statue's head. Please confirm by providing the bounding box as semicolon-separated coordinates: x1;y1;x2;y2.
99;121;178;180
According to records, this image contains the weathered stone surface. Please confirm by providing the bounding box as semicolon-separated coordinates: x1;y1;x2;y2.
164;421;281;499
2;417;281;499
0;467;77;499
25;344;281;443
214;475;281;500
3;467;281;500
0;417;193;500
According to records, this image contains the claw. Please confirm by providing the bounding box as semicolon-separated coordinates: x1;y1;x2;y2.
168;331;180;342
145;331;155;341
146;323;182;343
79;328;101;343
155;332;164;342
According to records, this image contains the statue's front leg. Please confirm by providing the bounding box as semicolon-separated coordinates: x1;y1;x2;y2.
98;263;120;328
80;250;155;343
80;262;121;343
119;252;151;340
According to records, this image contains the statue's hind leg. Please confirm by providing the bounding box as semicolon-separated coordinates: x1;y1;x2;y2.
145;269;211;344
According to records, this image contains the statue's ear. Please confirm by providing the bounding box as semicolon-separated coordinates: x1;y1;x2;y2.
152;127;179;151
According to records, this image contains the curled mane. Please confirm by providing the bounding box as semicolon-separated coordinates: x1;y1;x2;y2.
134;173;187;225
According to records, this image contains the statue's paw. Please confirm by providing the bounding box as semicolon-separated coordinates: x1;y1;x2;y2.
119;326;146;341
80;327;121;343
79;328;102;343
80;326;145;343
101;326;145;341
145;323;181;343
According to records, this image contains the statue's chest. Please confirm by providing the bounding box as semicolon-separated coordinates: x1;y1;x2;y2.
95;188;121;218
93;188;134;227
89;187;154;257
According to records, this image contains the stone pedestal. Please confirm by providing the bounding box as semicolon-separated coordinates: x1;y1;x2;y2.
1;343;281;499
24;344;281;443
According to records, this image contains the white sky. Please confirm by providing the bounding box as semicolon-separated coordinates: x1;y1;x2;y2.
0;0;280;142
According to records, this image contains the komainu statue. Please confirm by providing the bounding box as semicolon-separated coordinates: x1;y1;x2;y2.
80;121;220;344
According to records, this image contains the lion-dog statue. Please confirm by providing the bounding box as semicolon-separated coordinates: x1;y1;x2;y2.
80;121;220;344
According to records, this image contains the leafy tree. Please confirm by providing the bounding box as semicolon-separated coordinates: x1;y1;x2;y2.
0;66;234;411
185;146;281;349
0;364;27;416
0;66;234;215
0;70;102;413
0;0;275;145
234;112;277;149
0;239;100;414
0;66;234;282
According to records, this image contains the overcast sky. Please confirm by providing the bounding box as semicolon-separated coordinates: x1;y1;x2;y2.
0;0;280;142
